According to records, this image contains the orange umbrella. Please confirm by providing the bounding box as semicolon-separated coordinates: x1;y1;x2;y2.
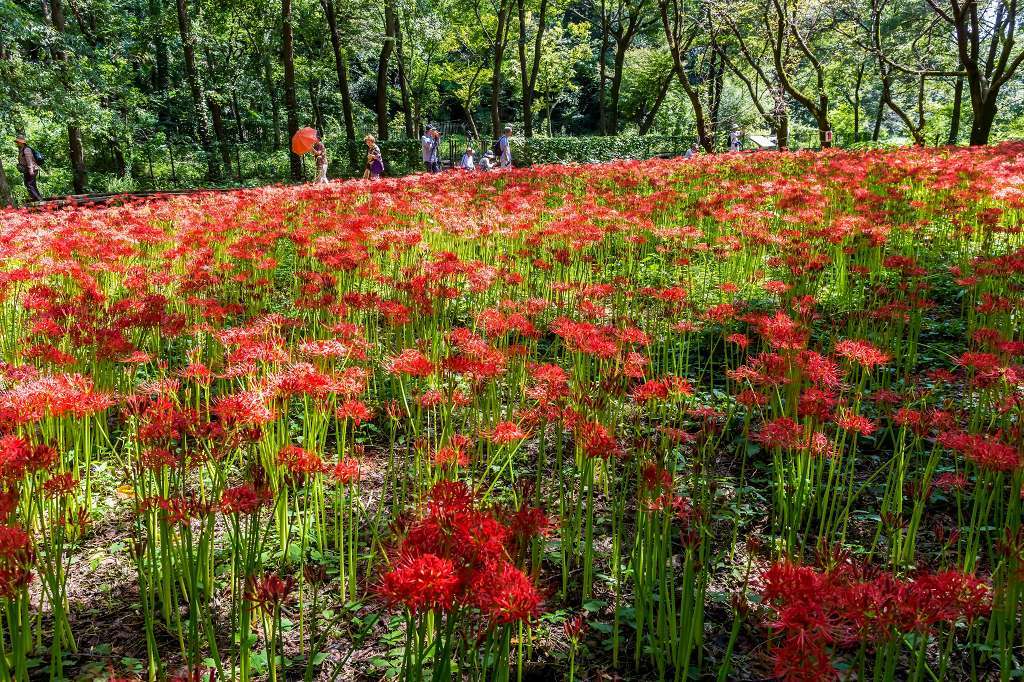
291;127;319;155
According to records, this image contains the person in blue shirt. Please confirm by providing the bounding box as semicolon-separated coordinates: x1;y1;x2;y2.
498;125;512;168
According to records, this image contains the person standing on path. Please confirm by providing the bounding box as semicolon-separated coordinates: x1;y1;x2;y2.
729;127;742;152
364;134;384;179
498;125;513;168
428;128;442;173
312;138;329;184
421;125;437;172
15;135;42;202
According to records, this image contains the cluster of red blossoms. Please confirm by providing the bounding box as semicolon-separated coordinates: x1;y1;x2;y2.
761;560;990;681
378;481;546;626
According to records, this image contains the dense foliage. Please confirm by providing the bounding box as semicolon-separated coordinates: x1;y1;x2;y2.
0;144;1022;680
4;0;1024;202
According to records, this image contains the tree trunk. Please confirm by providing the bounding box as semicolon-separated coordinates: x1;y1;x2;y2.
232;90;245;143
0;157;13;207
639;73;671;134
517;0;548;139
597;0;609;135
322;0;356;141
111;136;128;177
50;0;89;192
309;80;326;136
149;0;171;124
776;107;789;150
969;98;997;146
707;50;725;143
948;75;963;145
264;59;281;150
608;42;628;135
853;64;863;142
395;18;415;138
490;0;512;136
517;0;531;137
376;0;397;140
871;97;883;141
68;125;87;193
175;0;219;179
282;0;301;180
208;95;233;174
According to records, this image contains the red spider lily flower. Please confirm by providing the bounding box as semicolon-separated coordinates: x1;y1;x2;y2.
755;417;805;451
387;349;435;377
378;552;460;614
470;561;542;625
337;399;373;425
507;502;554;547
332;457;361;484
220;484;273;515
726;333;749;349
834;339;890;369
0;436;57;481
246;572;296;615
43;472;78;498
576;420;621;459
932;472;969;493
213;391;276;427
139;495;214;524
485;421;530;444
752;311;807;350
938;430;1022;472
278;444;326;478
0;490;19;524
836;411;877;437
563;613;588;642
0;524;33;598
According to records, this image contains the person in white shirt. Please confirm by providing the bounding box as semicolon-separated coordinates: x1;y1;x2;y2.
729;128;742;152
460;147;475;170
498;125;512;168
479;150;496;170
421;125;436;172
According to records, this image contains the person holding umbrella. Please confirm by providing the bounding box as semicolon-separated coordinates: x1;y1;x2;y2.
291;127;329;183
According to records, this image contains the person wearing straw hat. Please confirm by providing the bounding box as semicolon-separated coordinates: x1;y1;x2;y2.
15;135;42;201
498;125;513;168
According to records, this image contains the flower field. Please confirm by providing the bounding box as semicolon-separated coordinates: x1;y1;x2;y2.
1;144;1023;681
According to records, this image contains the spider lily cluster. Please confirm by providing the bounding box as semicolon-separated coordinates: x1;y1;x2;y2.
0;143;1023;680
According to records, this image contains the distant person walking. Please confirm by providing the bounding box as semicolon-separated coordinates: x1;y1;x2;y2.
312;139;329;184
460;147;476;170
428;129;442;173
421;124;434;173
15;135;42;202
364;134;384;179
729;128;742;152
498;125;513;168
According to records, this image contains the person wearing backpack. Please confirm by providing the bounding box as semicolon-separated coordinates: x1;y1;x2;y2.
497;125;512;168
15;135;42;202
